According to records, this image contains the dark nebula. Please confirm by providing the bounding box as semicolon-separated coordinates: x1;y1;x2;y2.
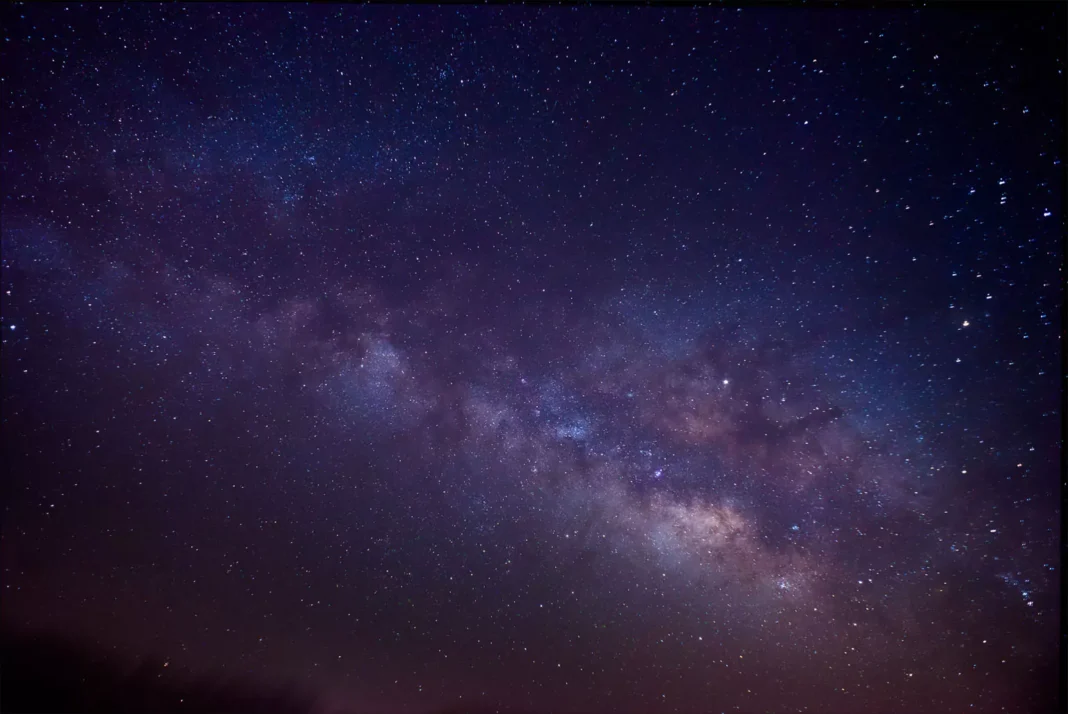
1;4;1062;714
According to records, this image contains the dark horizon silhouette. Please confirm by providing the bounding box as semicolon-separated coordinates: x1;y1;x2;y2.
1;625;317;714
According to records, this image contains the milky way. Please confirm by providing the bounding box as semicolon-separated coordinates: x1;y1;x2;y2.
1;5;1063;714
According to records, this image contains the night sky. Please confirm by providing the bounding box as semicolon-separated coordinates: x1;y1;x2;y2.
1;4;1064;714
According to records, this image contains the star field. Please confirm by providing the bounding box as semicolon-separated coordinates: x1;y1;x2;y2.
1;5;1063;714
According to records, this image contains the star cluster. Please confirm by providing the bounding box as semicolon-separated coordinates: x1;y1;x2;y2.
1;5;1063;714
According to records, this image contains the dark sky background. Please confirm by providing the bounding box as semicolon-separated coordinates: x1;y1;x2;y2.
1;4;1063;714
